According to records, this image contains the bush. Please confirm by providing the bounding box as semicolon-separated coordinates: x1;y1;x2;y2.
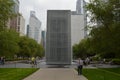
91;55;100;61
111;59;120;65
105;59;111;62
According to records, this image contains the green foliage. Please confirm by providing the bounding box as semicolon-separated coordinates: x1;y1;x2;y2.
35;44;45;58
89;24;120;58
91;55;100;61
18;36;44;58
0;0;15;31
73;38;95;59
0;32;44;58
0;68;38;80
86;0;119;27
0;29;19;57
73;44;80;59
18;36;31;57
111;59;120;65
85;0;120;59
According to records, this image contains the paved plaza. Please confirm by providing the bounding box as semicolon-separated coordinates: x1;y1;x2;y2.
23;68;88;80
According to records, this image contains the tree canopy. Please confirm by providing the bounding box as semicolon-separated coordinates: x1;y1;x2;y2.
0;29;19;57
86;0;120;58
73;0;120;59
18;36;44;58
0;0;15;31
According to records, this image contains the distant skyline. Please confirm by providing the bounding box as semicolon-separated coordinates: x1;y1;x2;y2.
19;0;89;30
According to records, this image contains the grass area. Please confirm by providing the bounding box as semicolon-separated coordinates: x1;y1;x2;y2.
101;68;120;74
83;68;120;80
0;68;38;80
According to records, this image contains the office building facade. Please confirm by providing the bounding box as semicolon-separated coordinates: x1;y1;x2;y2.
76;0;85;14
26;25;29;36
76;0;87;37
46;10;72;65
28;11;42;43
8;0;20;31
41;30;46;49
18;15;25;36
71;14;85;46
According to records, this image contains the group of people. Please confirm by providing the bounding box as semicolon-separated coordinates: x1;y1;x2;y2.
0;56;5;65
77;57;90;75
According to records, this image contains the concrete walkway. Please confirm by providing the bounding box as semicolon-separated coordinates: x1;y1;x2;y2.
23;68;88;80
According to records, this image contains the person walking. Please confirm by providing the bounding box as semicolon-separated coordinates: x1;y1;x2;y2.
77;58;83;75
0;56;5;65
3;56;5;65
0;57;1;64
34;57;37;66
31;57;35;67
85;57;90;66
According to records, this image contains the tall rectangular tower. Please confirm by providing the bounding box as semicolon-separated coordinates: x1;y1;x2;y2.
28;11;42;44
76;0;87;38
76;0;84;14
71;14;85;46
8;0;20;31
46;10;72;65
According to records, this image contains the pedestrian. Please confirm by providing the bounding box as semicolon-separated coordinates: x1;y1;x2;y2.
103;58;106;64
0;57;1;64
3;56;5;65
31;57;35;67
1;57;4;65
77;58;83;75
85;57;90;66
34;57;37;65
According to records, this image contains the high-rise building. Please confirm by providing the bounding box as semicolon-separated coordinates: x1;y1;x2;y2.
8;0;20;31
46;10;72;65
71;0;87;45
76;0;87;37
71;14;85;46
41;30;46;48
28;11;42;43
18;15;25;36
8;0;26;36
13;0;19;13
26;25;29;36
76;0;85;14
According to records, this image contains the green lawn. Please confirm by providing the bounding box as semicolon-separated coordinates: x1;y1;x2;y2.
0;68;38;80
83;68;120;80
101;68;120;74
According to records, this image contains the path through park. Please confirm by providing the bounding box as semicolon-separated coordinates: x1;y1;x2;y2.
23;68;88;80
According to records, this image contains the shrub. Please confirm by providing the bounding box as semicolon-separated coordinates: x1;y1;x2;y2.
111;59;120;65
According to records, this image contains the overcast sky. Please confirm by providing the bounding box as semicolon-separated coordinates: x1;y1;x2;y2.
19;0;88;30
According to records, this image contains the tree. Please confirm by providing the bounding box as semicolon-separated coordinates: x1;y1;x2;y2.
86;0;117;27
35;44;45;58
73;38;95;59
73;44;80;59
0;29;19;57
18;36;45;58
17;36;31;57
86;0;120;58
18;36;37;57
0;0;15;31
